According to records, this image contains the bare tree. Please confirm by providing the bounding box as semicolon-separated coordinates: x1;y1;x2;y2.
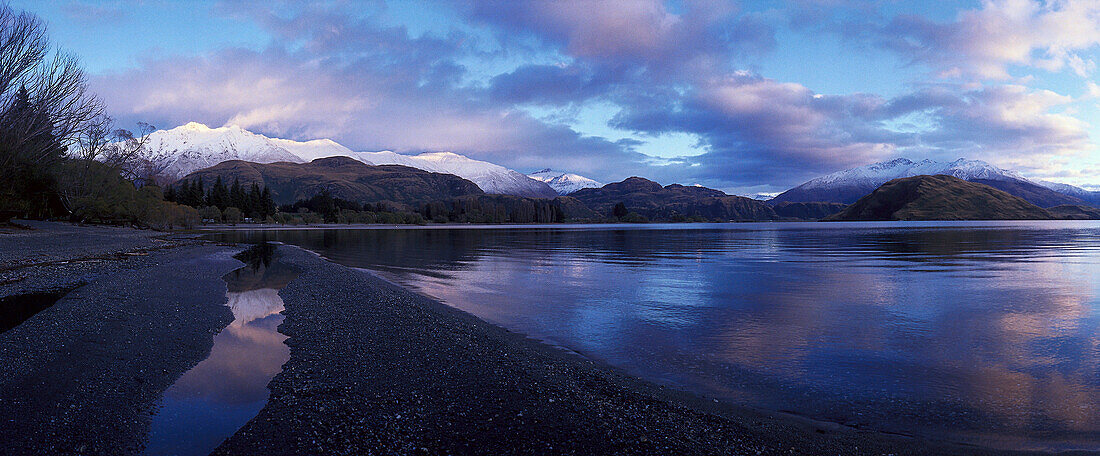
105;122;159;183
0;4;106;218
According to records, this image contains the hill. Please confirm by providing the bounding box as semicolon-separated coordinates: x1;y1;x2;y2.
570;177;780;221
180;157;483;206
771;201;848;221
824;175;1053;221
1047;205;1100;220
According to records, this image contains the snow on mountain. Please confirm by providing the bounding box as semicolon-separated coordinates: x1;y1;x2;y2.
138;122;310;180
1035;180;1092;197
355;151;557;198
527;169;602;195
771;158;1051;205
799;158;1026;190
268;137;358;163
140;122;556;198
1035;180;1100;205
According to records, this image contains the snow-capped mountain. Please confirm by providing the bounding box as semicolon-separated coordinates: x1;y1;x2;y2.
772;158;1089;207
361;151;557;198
1034;180;1100;206
795;158;1024;191
527;169;602;195
137;122;305;180
135;122;556;198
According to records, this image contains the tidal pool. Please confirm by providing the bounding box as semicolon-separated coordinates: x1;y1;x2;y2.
143;245;297;456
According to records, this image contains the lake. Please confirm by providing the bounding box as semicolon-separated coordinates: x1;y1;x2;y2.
207;221;1100;451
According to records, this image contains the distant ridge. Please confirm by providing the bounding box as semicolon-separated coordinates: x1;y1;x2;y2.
571;177;781;221
773;158;1092;208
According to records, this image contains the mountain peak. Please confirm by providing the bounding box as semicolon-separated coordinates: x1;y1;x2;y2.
179;121;212;131
526;168;602;195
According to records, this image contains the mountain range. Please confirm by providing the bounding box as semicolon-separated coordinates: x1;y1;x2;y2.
130;122;1100;221
133;122;561;198
772;158;1099;208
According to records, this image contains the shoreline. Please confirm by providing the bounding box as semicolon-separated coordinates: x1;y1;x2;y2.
196;219;1100;232
215;243;1039;455
0;221;1066;454
295;244;1100;455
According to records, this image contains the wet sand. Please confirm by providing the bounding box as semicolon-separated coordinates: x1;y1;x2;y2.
0;222;1062;455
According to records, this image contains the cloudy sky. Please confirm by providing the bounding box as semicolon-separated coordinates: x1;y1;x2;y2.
14;0;1100;194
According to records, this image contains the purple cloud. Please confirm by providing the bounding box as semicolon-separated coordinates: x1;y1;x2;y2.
87;0;1097;193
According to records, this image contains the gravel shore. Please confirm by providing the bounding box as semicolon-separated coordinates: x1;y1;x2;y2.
0;222;1059;455
0;222;241;455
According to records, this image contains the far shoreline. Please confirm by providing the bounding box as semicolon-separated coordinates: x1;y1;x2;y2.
195;219;1100;231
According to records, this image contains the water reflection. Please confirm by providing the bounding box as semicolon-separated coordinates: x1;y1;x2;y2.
144;245;297;456
208;222;1100;450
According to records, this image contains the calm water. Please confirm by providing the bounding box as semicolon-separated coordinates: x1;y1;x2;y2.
144;247;297;456
209;222;1100;450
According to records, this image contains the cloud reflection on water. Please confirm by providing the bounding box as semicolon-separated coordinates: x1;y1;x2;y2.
210;222;1100;450
144;252;296;456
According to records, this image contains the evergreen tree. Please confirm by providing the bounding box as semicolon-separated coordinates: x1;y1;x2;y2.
260;187;275;218
208;176;229;209
0;85;67;219
230;177;245;210
613;202;628;218
248;182;262;217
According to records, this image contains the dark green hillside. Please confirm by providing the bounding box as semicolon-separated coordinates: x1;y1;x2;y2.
180;157;483;205
970;178;1086;208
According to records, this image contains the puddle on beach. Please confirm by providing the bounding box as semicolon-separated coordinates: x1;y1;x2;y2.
144;244;298;456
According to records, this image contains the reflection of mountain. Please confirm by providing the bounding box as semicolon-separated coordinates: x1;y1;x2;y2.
210;225;1100;448
148;250;298;454
225;289;285;327
214;229;490;277
223;258;301;292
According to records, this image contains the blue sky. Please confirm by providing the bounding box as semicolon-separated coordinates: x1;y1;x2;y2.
13;0;1100;194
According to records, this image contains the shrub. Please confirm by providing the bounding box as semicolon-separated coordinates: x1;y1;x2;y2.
224;207;242;224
